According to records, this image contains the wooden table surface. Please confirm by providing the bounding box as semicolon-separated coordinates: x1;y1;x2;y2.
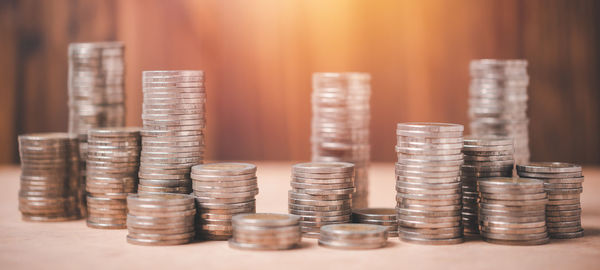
1;162;599;270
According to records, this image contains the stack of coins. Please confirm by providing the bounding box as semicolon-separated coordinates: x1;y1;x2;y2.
318;224;388;249
18;133;81;221
469;59;530;164
126;194;196;246
461;135;514;234
516;162;584;239
395;123;464;245
478;177;549;245
311;72;371;208
229;213;301;250
288;162;355;238
191;163;258;240
86;127;141;229
138;70;206;194
352;208;398;237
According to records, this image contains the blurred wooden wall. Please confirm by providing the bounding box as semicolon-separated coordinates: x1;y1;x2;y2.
1;0;599;164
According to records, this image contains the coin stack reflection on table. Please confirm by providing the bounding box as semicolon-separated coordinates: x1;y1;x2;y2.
516;162;584;239
229;213;301;250
138;70;206;194
311;72;371;208
318;224;388;249
395;123;464;245
351;208;398;237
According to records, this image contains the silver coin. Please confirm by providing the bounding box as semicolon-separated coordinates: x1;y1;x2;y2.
483;237;549;246
400;236;464;245
516;162;582;173
518;171;583;179
292;162;355;174
191;163;257;176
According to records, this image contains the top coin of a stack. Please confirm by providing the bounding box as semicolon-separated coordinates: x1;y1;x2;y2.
463;135;513;146
232;213;300;227
142;70;204;78
396;123;465;133
352;208;396;221
88;127;141;137
516;162;582;173
292;162;354;174
191;163;257;176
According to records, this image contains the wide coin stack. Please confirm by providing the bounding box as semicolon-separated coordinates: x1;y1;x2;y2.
469;59;530;165
86;127;141;229
139;70;206;194
229;213;301;250
191;163;258;240
319;224;388;249
478;177;549;245
395;122;464;245
18;133;81;221
461;135;514;234
352;208;398;237
516;162;584;239
126;194;196;246
311;72;371;208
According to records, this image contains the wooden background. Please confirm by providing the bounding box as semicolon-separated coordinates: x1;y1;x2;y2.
1;0;599;164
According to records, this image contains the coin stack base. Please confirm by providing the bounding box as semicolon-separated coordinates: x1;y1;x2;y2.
229;213;301;250
352;208;398;237
319;224;388;249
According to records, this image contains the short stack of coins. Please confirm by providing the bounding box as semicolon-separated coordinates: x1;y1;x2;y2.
138;70;206;194
395;122;464;245
461;135;514;234
318;224;388;249
18;133;81;221
126;194;196;246
86;127;141;229
229;213;301;250
311;72;371;208
478;177;549;245
516;162;584;239
191;163;258;240
288;162;355;238
352;208;398;237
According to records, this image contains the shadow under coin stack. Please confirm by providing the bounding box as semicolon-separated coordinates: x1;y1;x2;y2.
18;133;81;221
318;224;388;249
516;162;584;239
395;123;464;245
352;208;398;237
126;194;196;246
478;178;549;245
311;72;371;208
191;163;258;240
461;135;514;234
86;127;141;229
229;213;301;250
139;70;206;194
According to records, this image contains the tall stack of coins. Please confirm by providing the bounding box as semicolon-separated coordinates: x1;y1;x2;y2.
318;224;388;249
229;213;301;250
395;123;464;245
18;133;81;221
139;70;206;194
288;162;355;238
352;208;398;237
311;72;371;208
461;135;514;234
86;127;141;229
478;178;549;245
516;162;584;239
126;194;196;246
191;163;258;240
469;59;530;164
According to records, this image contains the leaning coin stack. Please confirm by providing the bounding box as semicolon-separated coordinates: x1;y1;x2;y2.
86;127;141;229
318;224;388;249
191;163;258;240
469;59;530;165
18;133;82;221
461;135;514;234
352;208;398;237
288;162;355;238
516;162;584;239
138;70;206;194
126;194;196;246
478;178;549;245
311;72;371;208
229;213;301;250
395;123;464;245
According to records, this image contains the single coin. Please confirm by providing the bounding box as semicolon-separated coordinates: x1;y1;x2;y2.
483;237;549;246
292;162;355;174
517;171;583;179
232;213;299;227
191;163;257;176
400;236;464;245
516;162;582;173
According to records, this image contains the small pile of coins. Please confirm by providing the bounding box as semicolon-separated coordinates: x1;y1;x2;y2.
461;135;514;234
18;133;81;221
516;162;584;239
126;193;196;246
86;127;141;229
139;70;206;194
191;163;258;240
478;177;549;245
288;162;355;238
395;123;464;245
229;213;301;250
318;224;388;249
352;208;398;237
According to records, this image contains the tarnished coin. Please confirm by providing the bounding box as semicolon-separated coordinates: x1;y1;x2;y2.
516;162;582;173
